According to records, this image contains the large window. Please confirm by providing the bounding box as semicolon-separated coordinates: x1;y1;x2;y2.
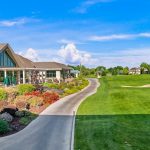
46;71;56;78
0;51;16;67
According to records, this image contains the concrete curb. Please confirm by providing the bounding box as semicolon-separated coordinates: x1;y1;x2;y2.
40;78;98;116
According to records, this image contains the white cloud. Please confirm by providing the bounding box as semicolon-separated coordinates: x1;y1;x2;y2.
89;32;150;41
57;39;75;44
0;18;27;27
139;33;150;37
23;48;39;61
90;47;150;67
0;18;39;27
74;0;113;13
17;45;150;68
58;43;97;66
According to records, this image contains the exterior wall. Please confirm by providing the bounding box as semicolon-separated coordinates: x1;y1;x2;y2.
129;70;141;75
56;70;61;80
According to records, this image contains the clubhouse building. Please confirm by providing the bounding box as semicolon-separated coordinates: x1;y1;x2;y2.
0;43;72;85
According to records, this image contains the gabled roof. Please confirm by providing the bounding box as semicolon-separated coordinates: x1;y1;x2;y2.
15;54;36;68
129;67;141;71
0;43;71;70
34;62;71;70
0;43;19;67
0;44;7;51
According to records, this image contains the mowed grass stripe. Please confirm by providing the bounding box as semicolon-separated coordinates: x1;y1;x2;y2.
75;75;150;150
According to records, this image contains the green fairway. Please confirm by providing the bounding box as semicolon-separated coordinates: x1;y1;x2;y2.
75;75;150;150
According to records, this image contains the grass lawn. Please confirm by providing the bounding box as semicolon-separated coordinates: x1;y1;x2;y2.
75;75;150;150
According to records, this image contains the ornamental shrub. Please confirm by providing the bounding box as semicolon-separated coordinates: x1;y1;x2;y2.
25;91;41;97
5;88;18;102
64;88;79;95
0;119;9;134
17;84;35;95
19;113;37;125
0;89;7;101
14;95;31;110
19;117;31;125
43;83;59;89
27;96;43;107
42;92;59;104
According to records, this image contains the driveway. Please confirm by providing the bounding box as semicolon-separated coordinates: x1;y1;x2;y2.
0;78;99;150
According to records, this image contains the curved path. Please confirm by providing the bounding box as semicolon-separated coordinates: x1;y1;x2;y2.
0;79;99;150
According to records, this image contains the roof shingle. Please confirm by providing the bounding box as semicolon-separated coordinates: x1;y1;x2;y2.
0;43;71;70
0;44;7;51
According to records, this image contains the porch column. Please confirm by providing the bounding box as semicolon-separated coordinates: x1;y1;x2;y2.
12;71;14;76
4;70;7;78
17;71;20;84
29;70;32;84
42;71;46;83
23;70;26;84
56;70;61;83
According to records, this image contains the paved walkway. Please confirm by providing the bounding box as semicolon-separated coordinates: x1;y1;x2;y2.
0;79;99;150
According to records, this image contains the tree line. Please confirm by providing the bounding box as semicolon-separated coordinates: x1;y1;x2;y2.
69;62;150;77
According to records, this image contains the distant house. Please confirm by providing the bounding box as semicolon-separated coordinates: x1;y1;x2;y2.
70;69;80;78
129;67;141;75
96;71;102;78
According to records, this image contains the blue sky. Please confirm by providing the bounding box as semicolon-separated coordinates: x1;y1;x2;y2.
0;0;150;67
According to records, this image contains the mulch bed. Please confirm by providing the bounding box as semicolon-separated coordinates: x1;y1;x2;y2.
0;117;26;137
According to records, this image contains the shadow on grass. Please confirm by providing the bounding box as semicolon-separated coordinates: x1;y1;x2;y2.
0;114;149;150
75;114;150;150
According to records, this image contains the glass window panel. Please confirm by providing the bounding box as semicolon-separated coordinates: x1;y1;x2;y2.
46;71;56;78
0;51;16;67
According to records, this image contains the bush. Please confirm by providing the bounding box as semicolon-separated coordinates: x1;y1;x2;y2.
15;111;25;117
43;83;59;89
14;95;31;110
19;117;31;125
0;119;9;134
42;92;59;104
64;88;79;95
5;88;18;102
25;91;41;97
0;88;7;101
17;84;35;95
19;113;37;125
27;96;43;107
25;90;59;105
58;82;68;90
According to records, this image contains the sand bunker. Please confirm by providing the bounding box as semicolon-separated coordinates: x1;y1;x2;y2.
122;84;150;88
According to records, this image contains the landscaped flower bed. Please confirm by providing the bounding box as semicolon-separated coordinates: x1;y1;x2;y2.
0;78;89;137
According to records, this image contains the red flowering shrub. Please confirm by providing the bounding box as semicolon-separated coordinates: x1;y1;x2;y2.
42;92;59;104
25;91;41;97
25;91;59;105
